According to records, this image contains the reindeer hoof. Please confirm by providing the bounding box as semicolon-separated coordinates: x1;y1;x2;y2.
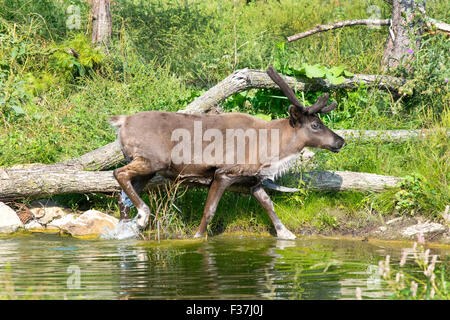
276;227;296;240
135;208;150;230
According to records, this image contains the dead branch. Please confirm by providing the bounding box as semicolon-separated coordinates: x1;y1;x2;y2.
287;17;449;43
427;18;450;34
54;140;124;170
335;129;449;142
181;69;406;114
0;167;402;200
287;19;391;42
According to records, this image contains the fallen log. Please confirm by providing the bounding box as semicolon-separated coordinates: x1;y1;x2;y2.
290;171;402;193
335;129;449;142
0;167;402;200
54;140;124;170
181;68;406;114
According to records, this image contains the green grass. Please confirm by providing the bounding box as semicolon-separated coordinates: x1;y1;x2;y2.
0;0;449;236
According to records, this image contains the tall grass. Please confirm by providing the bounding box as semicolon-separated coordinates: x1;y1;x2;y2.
145;178;190;240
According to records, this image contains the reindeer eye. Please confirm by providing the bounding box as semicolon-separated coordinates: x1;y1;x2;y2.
311;122;320;130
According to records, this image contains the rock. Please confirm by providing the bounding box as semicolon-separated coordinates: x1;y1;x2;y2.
47;214;77;231
300;148;315;163
16;207;34;225
28;199;59;218
24;220;45;231
28;199;70;225
401;221;447;238
62;210;119;238
386;217;403;225
0;202;23;234
442;205;450;225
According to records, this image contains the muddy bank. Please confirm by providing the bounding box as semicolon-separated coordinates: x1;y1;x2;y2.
290;215;449;244
1;201;449;244
223;208;450;244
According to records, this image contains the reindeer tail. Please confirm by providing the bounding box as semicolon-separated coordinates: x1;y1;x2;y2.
108;115;127;128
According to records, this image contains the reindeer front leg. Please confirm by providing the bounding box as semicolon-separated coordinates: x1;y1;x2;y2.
251;185;296;240
118;176;151;220
194;173;238;238
113;157;157;230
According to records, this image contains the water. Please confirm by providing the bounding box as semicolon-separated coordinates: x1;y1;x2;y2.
0;234;447;300
99;219;141;240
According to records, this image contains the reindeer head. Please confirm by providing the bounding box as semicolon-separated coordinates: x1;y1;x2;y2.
267;65;345;153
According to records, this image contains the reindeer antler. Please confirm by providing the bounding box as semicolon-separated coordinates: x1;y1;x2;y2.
266;65;305;112
266;66;338;114
317;100;337;113
305;93;338;114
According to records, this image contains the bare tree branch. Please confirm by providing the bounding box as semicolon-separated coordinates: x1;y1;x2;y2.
287;19;391;42
287;17;449;43
427;18;450;34
335;129;450;142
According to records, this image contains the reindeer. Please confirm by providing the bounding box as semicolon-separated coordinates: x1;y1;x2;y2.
109;66;345;240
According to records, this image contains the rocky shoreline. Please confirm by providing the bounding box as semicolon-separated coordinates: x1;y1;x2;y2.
0;200;119;239
0;200;449;244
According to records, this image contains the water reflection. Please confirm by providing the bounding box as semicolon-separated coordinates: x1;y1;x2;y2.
0;234;447;299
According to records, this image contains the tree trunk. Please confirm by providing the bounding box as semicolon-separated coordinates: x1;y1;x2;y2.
0;167;402;201
382;0;426;72
54;140;124;170
92;0;112;45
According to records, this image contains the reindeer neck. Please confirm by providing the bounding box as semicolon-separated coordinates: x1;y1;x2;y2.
267;118;303;157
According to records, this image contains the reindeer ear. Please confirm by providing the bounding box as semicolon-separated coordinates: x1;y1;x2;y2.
288;105;304;127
